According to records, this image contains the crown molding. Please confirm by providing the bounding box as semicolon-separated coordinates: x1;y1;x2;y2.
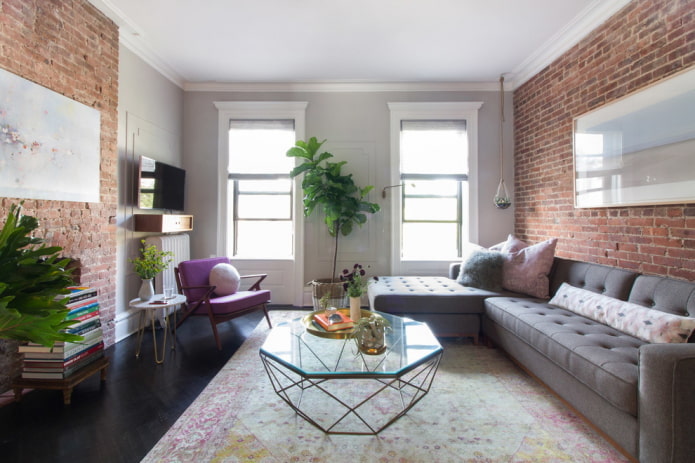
511;0;632;89
184;81;502;93
88;0;185;88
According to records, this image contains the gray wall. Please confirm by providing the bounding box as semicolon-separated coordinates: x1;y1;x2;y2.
183;88;514;283
116;46;184;340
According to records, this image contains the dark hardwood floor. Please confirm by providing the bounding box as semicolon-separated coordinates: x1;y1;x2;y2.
0;308;290;463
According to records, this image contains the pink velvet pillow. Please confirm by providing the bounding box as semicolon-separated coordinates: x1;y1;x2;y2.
501;235;558;298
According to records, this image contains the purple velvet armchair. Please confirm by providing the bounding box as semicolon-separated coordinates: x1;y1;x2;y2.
174;257;272;350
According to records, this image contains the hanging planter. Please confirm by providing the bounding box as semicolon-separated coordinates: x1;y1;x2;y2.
494;179;511;209
494;75;512;210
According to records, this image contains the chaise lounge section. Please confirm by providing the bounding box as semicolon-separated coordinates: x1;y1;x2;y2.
368;256;695;462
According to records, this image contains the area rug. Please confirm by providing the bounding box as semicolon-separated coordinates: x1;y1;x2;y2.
141;310;629;462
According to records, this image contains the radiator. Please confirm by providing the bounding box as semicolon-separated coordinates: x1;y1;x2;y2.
145;233;190;294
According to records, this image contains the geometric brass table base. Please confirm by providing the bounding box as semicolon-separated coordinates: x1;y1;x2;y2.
260;351;442;435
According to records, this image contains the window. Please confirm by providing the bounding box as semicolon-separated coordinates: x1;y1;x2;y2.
227;120;295;258
400;120;468;259
388;102;482;272
215;101;306;306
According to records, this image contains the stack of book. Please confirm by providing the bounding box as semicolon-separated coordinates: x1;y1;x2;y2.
18;287;104;380
313;310;355;332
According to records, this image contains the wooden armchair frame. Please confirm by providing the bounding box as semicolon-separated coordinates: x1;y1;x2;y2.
174;258;272;350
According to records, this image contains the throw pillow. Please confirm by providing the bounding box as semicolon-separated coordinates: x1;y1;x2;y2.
500;234;528;254
457;249;505;290
501;236;557;298
549;283;695;343
209;263;241;296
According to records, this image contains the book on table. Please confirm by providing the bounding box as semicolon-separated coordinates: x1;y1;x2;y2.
313;311;354;331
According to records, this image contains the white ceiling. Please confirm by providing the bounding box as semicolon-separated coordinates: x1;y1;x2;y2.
89;0;631;90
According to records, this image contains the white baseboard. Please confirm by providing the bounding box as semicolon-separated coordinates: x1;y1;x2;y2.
114;310;140;343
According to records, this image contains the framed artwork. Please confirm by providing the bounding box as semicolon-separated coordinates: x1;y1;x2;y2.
0;67;100;203
573;66;695;208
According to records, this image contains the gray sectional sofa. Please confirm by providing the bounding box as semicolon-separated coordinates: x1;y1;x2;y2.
367;257;695;463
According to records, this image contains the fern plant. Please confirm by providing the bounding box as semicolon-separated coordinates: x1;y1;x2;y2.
0;204;82;347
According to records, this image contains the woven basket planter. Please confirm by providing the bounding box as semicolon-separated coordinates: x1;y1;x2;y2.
310;279;347;311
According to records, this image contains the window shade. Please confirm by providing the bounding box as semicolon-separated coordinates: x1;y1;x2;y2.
400;119;468;175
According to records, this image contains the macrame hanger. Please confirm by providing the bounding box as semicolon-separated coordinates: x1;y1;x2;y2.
494;74;511;209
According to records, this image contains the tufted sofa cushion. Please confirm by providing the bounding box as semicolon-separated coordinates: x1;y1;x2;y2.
368;276;520;315
628;275;695;317
549;257;638;300
485;296;644;416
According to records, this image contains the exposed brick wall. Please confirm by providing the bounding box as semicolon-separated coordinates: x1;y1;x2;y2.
0;0;118;391
513;0;695;281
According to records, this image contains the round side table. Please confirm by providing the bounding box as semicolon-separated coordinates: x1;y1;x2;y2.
129;294;186;364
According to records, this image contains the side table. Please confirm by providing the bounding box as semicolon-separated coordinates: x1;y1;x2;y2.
129;294;186;364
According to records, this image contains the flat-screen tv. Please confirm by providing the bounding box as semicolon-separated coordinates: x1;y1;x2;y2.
137;155;186;211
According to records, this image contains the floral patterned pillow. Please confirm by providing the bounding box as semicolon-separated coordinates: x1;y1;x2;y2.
549;283;695;343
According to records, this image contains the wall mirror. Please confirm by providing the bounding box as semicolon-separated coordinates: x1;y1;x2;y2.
573;66;695;208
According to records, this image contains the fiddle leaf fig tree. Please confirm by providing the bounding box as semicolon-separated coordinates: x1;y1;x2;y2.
0;204;82;347
287;137;380;281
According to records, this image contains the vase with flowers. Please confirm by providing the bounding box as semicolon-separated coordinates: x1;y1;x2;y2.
130;240;173;302
340;264;377;321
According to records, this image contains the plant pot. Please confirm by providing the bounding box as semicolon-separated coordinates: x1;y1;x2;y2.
139;278;155;302
310;279;346;311
354;318;386;355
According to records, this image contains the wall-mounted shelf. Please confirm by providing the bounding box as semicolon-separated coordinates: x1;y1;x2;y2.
134;214;193;233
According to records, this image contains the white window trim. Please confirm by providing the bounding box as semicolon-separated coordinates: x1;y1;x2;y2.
388;102;483;275
214;101;307;305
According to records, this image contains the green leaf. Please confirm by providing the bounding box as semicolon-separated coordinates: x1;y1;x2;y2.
289;163;314;178
0;203;83;346
284;138;381;280
286;146;311;159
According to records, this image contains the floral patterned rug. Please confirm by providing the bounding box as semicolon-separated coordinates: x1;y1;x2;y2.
141;311;629;462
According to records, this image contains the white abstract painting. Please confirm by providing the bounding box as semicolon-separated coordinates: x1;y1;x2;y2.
0;67;100;203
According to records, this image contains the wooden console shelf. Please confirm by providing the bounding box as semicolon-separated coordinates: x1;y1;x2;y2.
134;214;193;233
12;356;110;405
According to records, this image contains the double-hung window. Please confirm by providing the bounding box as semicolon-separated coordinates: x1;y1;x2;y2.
400;120;468;260
227;120;295;258
389;102;482;273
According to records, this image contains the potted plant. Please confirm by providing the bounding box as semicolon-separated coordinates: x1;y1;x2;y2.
130;240;173;302
0;203;82;347
287;137;380;309
352;314;390;355
340;263;375;321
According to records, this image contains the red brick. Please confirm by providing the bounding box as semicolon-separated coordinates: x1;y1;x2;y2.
513;0;695;283
0;0;117;350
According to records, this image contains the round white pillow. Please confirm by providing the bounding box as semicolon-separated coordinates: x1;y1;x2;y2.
209;263;241;296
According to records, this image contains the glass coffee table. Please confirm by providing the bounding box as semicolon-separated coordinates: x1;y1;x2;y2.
259;310;443;435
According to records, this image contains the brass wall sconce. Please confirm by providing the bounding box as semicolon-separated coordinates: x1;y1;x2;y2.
382;184;404;198
382;183;415;198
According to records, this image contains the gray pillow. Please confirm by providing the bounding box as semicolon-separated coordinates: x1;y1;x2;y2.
457;249;504;291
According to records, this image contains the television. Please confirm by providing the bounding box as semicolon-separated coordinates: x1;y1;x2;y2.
137;155;186;211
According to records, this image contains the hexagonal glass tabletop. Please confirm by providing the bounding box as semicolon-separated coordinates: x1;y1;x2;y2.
259;311;443;434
